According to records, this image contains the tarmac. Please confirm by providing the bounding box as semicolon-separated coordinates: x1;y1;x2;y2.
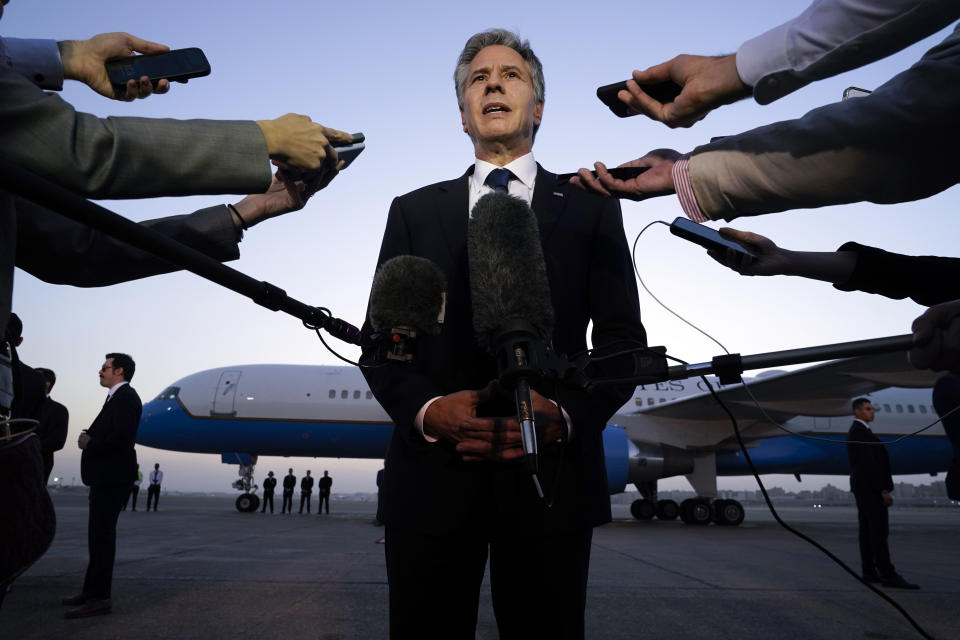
1;492;959;640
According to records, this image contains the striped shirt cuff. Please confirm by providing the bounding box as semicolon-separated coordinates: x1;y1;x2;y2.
672;156;708;222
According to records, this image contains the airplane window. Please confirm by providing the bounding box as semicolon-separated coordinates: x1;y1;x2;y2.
875;406;881;413
884;404;892;412
647;398;654;406
366;391;373;399
896;404;903;413
919;405;928;414
341;390;348;399
907;405;915;413
353;390;361;399
328;390;336;399
659;398;666;403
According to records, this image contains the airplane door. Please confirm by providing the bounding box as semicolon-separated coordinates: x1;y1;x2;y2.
212;370;242;416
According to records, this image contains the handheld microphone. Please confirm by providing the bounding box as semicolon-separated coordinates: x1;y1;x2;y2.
368;255;446;361
468;192;555;484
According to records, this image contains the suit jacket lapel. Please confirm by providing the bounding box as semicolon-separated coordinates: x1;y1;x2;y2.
437;168;472;266
531;164;564;240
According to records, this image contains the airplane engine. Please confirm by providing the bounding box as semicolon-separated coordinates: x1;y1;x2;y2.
603;426;694;494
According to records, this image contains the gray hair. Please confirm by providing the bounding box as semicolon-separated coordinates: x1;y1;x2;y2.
454;29;545;111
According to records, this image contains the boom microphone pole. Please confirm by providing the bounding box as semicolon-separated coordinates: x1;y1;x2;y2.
590;334;917;388
0;161;360;345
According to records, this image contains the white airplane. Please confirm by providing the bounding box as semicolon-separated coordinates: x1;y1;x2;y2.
136;350;950;525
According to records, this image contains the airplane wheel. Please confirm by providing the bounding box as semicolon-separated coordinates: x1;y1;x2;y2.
236;493;257;513
715;499;744;526
683;498;712;525
679;498;693;524
630;499;656;520
656;499;679;520
249;494;261;512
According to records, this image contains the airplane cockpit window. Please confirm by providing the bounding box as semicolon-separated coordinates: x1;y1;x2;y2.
341;390;348;399
154;386;180;401
353;390;361;399
328;389;336;399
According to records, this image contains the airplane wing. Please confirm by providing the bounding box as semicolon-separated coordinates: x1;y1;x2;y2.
614;350;941;449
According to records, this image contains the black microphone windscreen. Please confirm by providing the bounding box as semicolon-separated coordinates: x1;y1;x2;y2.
468;192;554;352
368;255;446;335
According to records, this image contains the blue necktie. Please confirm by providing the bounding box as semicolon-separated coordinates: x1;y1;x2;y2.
485;168;513;193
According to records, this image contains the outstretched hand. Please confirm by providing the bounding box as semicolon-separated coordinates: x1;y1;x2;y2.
571;149;681;201
60;32;175;100
619;54;751;128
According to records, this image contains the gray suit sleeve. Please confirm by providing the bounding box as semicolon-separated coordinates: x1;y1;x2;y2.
14;199;242;286
689;23;960;221
0;63;271;199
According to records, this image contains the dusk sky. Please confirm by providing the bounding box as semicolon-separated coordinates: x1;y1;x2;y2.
7;1;958;495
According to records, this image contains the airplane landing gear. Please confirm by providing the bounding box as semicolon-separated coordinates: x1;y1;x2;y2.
630;498;656;520
712;499;745;526
230;460;260;513
680;498;713;525
236;493;260;513
655;499;679;520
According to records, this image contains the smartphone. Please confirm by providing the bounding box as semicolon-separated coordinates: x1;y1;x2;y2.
105;47;210;96
843;86;872;100
597;79;683;118
669;217;755;260
334;139;365;170
556;166;649;183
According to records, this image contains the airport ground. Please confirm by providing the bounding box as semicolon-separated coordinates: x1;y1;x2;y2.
2;492;958;640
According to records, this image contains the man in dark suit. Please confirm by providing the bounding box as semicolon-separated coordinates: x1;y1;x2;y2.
299;470;314;514
33;367;68;484
847;397;919;590
261;471;277;513
360;29;644;639
62;353;142;618
317;470;332;514
281;468;296;514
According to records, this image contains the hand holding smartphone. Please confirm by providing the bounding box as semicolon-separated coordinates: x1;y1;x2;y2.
557;166;649;184
105;47;210;97
669;217;755;261
597;79;683;118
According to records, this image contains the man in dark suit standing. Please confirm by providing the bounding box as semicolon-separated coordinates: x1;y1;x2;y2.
847;397;919;590
33;367;68;484
261;471;277;514
62;353;142;618
281;468;296;514
360;29;644;639
317;470;332;515
299;470;314;514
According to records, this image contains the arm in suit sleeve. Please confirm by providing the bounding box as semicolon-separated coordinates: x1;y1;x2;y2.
360;197;446;439
688;24;960;221
833;242;960;306
14;198;242;286
37;400;69;452
84;390;141;455
555;197;646;430
0;64;271;199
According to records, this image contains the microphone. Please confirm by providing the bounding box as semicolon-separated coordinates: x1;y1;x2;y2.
367;255;446;361
468;191;555;484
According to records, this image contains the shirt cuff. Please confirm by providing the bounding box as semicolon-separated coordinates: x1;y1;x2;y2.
672;156;708;222
415;397;442;443
3;38;64;90
735;24;791;92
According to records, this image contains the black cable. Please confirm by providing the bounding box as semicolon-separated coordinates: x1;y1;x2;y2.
702;376;936;640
